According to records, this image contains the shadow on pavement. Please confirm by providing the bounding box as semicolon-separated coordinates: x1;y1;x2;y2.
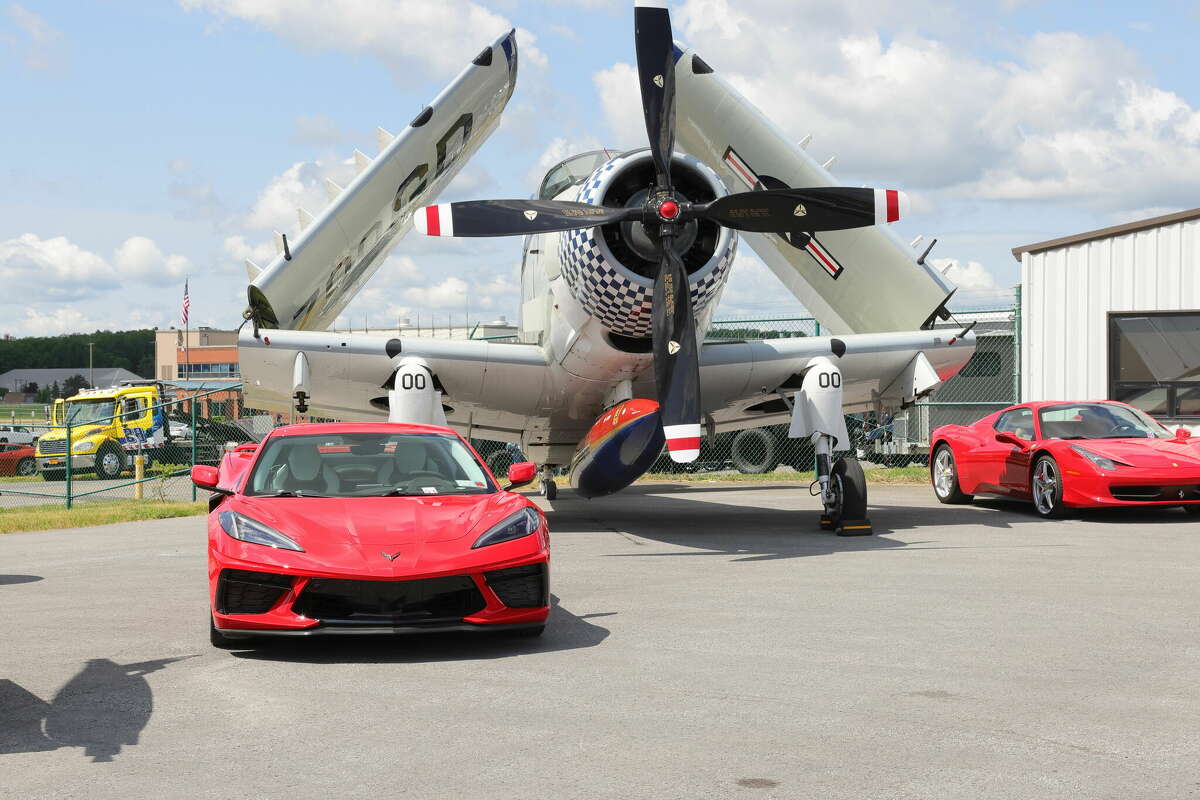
0;656;194;762
0;575;43;585
228;594;610;663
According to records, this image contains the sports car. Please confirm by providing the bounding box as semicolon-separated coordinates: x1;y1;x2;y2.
191;422;549;647
930;401;1200;518
0;443;37;476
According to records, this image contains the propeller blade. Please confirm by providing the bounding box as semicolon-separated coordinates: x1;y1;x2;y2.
634;0;677;188
652;241;701;463
701;187;908;233
413;200;641;238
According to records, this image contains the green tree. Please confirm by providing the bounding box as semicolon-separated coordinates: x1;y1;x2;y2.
62;374;91;396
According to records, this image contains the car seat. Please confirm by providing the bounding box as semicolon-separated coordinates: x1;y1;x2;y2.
271;442;339;494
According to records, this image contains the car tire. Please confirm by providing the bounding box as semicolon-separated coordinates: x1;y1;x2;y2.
1031;454;1069;518
830;457;869;532
210;615;244;649
931;444;973;504
42;470;65;482
731;428;781;474
16;458;36;476
94;445;126;480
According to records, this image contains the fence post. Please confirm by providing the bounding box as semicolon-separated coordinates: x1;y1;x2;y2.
190;398;197;502
1013;286;1022;404
65;419;72;510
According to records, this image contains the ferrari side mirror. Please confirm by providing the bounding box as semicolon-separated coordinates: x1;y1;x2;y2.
1177;428;1193;440
995;431;1027;449
505;461;537;490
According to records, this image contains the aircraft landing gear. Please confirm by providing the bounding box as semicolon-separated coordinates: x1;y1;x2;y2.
539;466;558;501
813;434;872;536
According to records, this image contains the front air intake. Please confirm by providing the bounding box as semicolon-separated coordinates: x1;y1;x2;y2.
215;569;293;614
485;563;549;608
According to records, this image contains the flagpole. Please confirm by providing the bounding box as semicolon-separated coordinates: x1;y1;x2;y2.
183;277;190;392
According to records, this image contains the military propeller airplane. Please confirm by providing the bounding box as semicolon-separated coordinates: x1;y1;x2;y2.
237;1;977;534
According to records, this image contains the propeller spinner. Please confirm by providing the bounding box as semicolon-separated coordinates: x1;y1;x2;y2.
411;0;908;462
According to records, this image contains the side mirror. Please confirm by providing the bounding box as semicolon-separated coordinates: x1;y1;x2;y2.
505;461;537;490
1176;428;1192;440
995;431;1027;449
190;464;228;494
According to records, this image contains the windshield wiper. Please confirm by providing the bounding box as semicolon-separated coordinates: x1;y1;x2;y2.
263;490;329;498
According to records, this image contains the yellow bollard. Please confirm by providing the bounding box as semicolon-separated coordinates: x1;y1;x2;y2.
134;454;145;500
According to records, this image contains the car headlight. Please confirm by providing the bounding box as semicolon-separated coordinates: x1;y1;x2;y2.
218;511;304;552
72;440;97;453
472;507;540;549
1070;445;1127;471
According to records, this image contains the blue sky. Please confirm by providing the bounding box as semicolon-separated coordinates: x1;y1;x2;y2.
2;0;1199;336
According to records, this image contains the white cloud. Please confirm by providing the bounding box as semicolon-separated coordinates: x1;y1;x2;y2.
223;234;278;267
402;276;471;309
2;3;66;72
290;113;345;148
245;158;358;233
179;0;545;80
588;1;1200;218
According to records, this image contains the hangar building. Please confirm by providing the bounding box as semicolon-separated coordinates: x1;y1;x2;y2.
1014;208;1200;426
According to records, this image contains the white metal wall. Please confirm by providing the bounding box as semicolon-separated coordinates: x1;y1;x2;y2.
1021;218;1200;405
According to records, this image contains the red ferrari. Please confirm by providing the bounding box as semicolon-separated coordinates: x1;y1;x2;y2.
0;443;37;477
191;422;549;648
930;401;1200;518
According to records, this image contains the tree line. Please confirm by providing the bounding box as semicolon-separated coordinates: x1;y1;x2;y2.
0;330;156;383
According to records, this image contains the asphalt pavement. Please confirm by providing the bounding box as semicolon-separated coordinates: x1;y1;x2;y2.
1;484;1198;799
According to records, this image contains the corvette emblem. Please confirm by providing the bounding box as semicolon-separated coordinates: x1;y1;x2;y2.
653;74;664;88
667;340;681;355
380;551;402;562
794;204;807;217
524;210;538;221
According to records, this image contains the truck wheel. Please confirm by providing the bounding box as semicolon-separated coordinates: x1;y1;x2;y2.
42;470;65;482
16;458;36;476
731;428;781;474
95;445;127;480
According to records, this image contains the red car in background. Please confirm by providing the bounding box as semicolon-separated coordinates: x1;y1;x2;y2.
0;444;37;477
930;401;1200;518
192;422;549;648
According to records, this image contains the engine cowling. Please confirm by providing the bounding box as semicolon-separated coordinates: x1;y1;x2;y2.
558;149;737;338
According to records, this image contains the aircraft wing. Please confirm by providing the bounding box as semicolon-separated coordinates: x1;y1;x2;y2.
246;30;519;332
697;329;976;433
238;328;549;443
674;45;956;335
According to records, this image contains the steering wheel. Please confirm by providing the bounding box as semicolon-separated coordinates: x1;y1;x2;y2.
402;471;456;492
1108;423;1142;438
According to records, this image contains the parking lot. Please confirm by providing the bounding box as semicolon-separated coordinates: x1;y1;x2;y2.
2;483;1198;799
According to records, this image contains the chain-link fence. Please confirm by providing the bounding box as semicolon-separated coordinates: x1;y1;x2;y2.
0;382;264;512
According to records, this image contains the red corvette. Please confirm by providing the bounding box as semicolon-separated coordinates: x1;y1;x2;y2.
930;401;1200;518
191;422;549;648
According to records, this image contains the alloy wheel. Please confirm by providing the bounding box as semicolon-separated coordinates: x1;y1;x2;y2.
934;449;955;498
1033;458;1058;515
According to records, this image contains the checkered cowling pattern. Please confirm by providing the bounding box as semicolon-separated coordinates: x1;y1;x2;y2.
558;153;736;338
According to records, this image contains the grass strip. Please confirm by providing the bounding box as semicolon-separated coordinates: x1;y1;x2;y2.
0;500;206;534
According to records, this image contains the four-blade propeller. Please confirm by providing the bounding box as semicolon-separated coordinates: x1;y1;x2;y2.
411;0;908;462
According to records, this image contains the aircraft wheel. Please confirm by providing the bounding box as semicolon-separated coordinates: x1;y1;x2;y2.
730;428;780;474
539;478;557;501
831;457;872;536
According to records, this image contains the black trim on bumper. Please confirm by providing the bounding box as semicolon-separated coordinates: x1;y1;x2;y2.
213;621;544;639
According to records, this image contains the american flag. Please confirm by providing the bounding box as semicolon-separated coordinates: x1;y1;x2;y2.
181;279;190;325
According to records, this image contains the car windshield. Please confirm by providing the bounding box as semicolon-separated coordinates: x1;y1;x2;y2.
65;401;115;426
245;433;496;497
1038;403;1172;440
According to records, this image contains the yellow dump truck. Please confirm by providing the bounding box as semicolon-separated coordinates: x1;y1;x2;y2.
35;382;174;480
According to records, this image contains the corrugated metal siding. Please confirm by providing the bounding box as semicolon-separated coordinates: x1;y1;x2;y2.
1021;218;1200;403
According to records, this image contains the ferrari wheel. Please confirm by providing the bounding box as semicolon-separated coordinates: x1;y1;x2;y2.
1031;454;1068;518
931;444;972;504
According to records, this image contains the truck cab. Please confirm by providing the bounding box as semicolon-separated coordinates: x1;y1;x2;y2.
36;382;171;480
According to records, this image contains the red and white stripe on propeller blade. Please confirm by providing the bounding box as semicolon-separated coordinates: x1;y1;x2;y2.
663;423;702;463
873;190;906;225
413;204;455;237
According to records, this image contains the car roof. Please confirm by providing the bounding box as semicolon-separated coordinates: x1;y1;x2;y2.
266;422;459;438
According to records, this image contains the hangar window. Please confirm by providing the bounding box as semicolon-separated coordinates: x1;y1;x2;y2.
1109;312;1200;419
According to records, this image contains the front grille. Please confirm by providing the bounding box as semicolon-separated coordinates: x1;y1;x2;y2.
485;563;548;609
216;569;293;614
38;440;66;456
1110;485;1200;501
293;576;486;625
